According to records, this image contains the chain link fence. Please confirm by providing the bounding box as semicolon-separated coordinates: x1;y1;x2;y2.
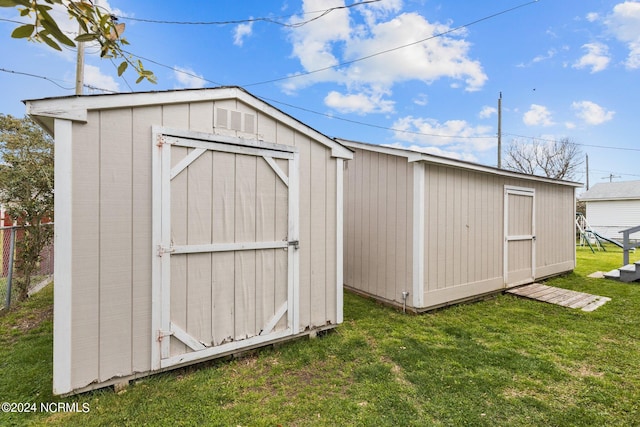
1;224;54;311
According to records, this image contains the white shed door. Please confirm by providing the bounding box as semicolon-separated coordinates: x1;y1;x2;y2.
504;186;536;287
152;130;299;370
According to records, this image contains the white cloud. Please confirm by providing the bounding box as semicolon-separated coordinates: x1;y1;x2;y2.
390;115;494;159
571;100;615;125
573;42;611;73
565;121;577;129
413;94;429;106
233;21;254;46
341;13;487;91
286;0;350;75
324;90;395;114
284;1;487;113
83;64;120;93
605;1;640;69
382;142;479;162
173;66;206;89
533;49;557;63
478;106;497;119
523;104;555;127
586;12;599;22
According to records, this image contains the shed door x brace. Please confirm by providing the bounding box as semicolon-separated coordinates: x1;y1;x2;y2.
152;128;300;370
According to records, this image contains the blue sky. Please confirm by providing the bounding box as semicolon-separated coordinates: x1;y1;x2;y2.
1;0;640;186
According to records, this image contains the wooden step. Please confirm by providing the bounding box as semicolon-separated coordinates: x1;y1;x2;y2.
603;269;620;280
619;263;640;283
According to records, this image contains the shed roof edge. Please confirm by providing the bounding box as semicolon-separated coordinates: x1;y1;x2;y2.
338;138;582;188
25;86;353;159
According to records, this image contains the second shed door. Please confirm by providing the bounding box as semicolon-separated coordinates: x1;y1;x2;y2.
504;186;536;287
153;131;300;370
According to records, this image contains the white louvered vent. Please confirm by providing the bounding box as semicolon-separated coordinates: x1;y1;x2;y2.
230;111;242;131
216;108;228;128
244;113;256;134
215;107;256;134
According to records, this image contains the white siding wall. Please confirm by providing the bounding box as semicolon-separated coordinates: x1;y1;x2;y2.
586;200;640;240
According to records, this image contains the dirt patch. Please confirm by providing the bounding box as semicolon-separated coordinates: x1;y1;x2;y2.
574;364;604;378
11;304;53;334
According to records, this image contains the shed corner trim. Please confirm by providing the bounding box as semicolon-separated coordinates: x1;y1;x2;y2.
52;118;73;395
412;162;426;308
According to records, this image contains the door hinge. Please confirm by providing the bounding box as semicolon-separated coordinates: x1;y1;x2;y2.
157;245;175;257
156;135;176;147
288;240;300;250
157;329;173;342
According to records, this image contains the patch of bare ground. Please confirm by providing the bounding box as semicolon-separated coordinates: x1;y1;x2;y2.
4;303;53;343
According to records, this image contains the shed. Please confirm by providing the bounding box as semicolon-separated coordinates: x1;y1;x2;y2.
579;180;640;241
26;87;352;395
340;140;581;312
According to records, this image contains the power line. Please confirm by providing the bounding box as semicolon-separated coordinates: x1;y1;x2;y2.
121;50;224;87
589;168;640;178
502;132;640;153
108;58;133;92
243;0;540;87
6;64;640;154
114;1;381;28
5;61;640;156
256;94;496;139
0;67;119;93
0;67;74;90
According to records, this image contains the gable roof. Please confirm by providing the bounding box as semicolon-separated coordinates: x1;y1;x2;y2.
579;180;640;201
24;86;352;159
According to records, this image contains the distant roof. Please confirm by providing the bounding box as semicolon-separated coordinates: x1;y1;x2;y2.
579;180;640;201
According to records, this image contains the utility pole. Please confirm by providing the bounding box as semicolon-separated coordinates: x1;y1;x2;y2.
75;23;85;95
602;173;621;182
497;92;502;169
585;154;589;190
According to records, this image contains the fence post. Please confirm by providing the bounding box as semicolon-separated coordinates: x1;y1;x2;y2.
5;226;16;309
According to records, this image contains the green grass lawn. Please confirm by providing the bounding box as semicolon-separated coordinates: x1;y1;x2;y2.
1;246;639;426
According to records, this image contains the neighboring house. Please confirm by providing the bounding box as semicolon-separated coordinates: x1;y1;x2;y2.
579;180;640;242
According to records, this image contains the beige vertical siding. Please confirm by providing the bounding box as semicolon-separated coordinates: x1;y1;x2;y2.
343;143;576;312
67;97;340;391
210;152;236;345
423;165;505;306
533;181;576;278
422;166;575;307
130;106;160;374
343;148;414;305
70;113;100;389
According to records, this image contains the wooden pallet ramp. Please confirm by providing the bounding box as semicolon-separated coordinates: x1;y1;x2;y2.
506;283;611;312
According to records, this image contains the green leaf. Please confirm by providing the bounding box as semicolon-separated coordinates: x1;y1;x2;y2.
34;3;52;11
117;61;128;76
75;33;99;43
135;75;144;84
11;24;34;39
38;10;75;47
0;0;29;7
37;32;62;51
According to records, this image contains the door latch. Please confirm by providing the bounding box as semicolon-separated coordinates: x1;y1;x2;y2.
288;240;300;250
